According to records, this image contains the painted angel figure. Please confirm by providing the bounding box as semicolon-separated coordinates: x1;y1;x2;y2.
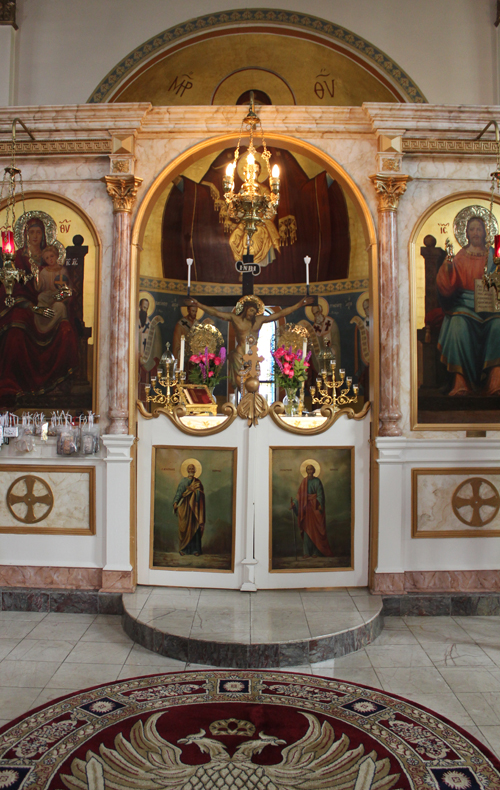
350;291;370;395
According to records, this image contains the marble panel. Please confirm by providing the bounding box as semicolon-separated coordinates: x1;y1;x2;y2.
188;638;249;669
414;472;500;536
248;644;280;669
278;642;309;667
0;567;102;590
101;570;134;593
406;571;500;593
382;597;401;616
373;573;405;594
0;467;93;533
308;636;335;664
401;596;451;616
50;592;99;614
98;593;124;615
2;591;49;612
155;632;189;663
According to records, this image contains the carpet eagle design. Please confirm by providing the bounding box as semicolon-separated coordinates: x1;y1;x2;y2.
61;711;398;790
0;670;498;790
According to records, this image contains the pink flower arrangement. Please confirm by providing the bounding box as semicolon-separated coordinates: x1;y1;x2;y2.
188;346;227;387
272;345;311;390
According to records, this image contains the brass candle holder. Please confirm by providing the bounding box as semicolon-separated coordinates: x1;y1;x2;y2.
310;359;359;411
144;343;186;411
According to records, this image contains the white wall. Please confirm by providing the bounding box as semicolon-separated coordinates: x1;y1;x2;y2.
10;0;498;106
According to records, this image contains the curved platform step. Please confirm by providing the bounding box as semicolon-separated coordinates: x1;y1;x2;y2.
122;586;383;669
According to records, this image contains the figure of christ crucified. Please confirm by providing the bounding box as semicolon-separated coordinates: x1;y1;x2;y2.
187;295;313;388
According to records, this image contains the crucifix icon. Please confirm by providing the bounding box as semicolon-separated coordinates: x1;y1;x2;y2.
242;344;264;380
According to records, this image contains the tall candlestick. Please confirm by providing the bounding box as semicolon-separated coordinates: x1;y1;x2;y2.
304;255;310;296
302;340;307;360
179;334;185;371
186;258;193;295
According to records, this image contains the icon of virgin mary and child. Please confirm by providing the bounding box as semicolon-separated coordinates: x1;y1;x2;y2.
0;211;79;405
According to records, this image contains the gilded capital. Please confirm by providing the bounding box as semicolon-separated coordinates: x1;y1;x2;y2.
369;173;412;212
103;175;143;213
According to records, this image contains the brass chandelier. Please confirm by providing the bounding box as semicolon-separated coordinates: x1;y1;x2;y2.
223;93;280;251
0;118;36;306
477;120;500;300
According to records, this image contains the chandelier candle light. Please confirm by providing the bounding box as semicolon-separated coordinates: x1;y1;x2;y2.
223;94;280;257
304;256;311;296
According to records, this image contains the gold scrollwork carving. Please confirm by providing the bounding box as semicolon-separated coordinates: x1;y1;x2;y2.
111;159;131;174
269;400;371;435
103;175;143;213
369;174;412;212
137;399;238;436
236;389;269;427
7;474;54;524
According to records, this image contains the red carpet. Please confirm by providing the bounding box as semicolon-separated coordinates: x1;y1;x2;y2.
0;670;498;789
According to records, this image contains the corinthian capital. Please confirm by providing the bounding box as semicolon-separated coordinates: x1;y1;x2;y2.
369;173;412;212
103;175;143;213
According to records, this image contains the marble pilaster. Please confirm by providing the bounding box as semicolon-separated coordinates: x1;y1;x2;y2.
103;175;142;434
370;173;411;436
101;435;134;593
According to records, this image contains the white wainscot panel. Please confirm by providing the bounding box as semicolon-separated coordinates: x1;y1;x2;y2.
376;438;500;574
136;411;371;590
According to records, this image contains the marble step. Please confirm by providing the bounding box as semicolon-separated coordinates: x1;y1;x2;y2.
122;586;383;668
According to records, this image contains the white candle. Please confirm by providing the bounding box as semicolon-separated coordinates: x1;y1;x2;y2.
304;255;311;286
302;340;307;359
180;335;185;371
186;258;193;290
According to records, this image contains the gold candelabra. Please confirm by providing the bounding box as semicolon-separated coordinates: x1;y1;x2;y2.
144;343;186;411
310;360;359;411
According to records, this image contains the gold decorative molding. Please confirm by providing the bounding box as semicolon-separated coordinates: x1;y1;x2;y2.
269;400;370;434
0;139;112;156
103;175;143;213
111;159;131;173
0;0;16;28
369;173;412;212
137;399;238;435
412;468;500;539
382;158;401;172
402;138;500;155
379;135;402;153
0;465;95;536
139;274;369;298
237;390;269;427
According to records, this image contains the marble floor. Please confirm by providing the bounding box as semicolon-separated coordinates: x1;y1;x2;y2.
123;585;382;642
0;609;500;759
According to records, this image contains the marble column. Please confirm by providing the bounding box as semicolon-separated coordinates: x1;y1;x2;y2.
103;175;142;434
369;174;411;437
